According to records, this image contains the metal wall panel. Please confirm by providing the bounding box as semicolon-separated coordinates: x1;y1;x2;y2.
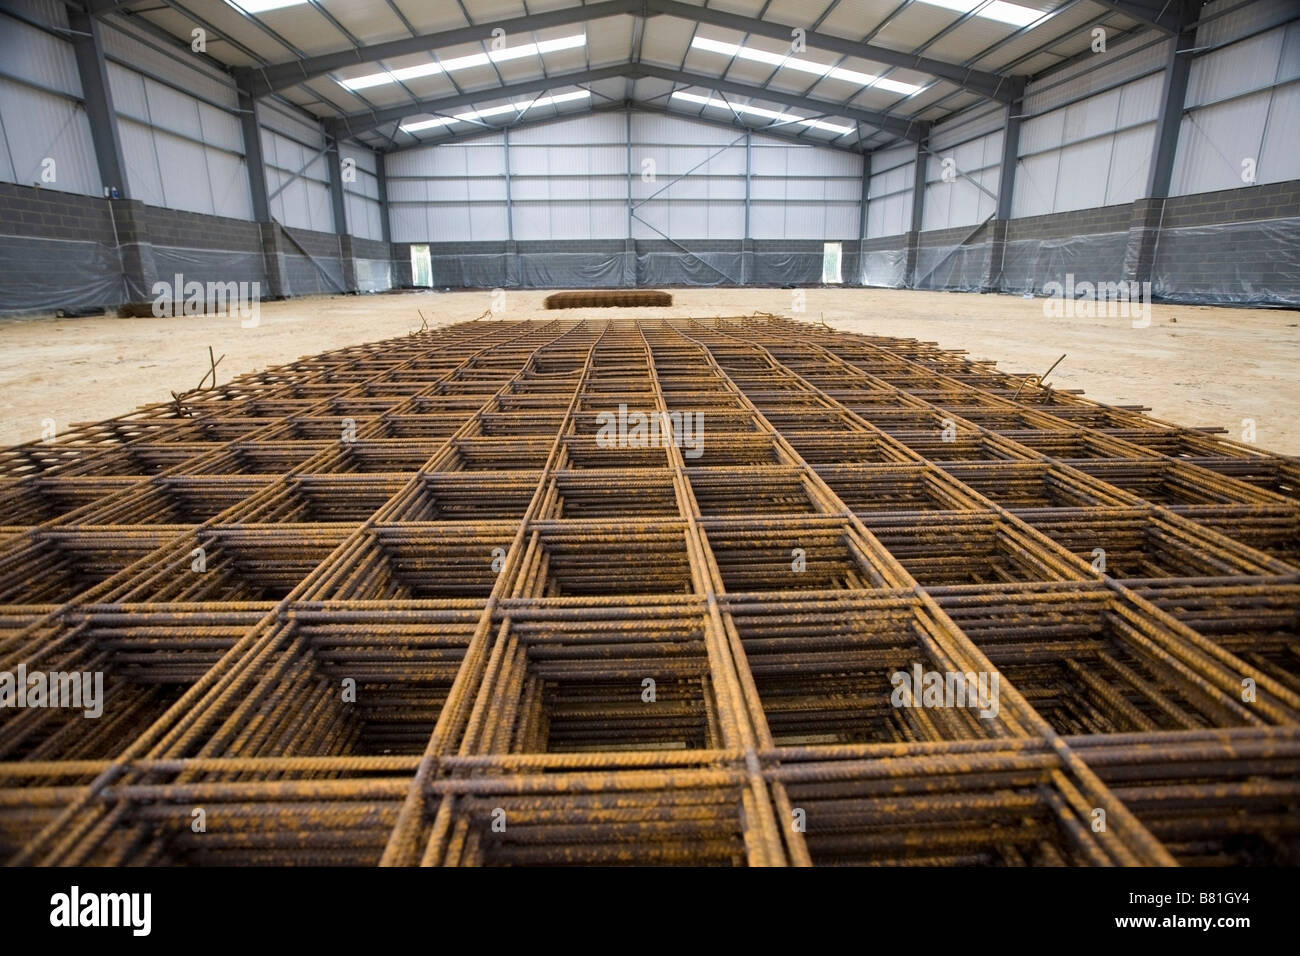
922;130;1000;230
0;81;101;196
392;111;861;243
0;11;100;196
929;103;1005;151
259;100;325;150
0;14;82;95
1025;35;1172;115
867;191;912;237
1012;69;1162;218
511;113;621;146
106;52;252;217
1171;20;1300;195
263;128;331;230
1105;124;1155;205
864;144;915;238
344;193;384;242
632;112;734;146
1196;0;1297;48
100;16;238;110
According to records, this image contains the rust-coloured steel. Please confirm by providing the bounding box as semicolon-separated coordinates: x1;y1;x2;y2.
0;315;1297;866
545;290;672;309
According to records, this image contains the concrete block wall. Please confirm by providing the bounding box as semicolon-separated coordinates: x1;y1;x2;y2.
0;183;123;313
0;182;394;315
856;180;1298;305
914;222;994;292
144;206;267;300
400;238;849;290
861;233;909;288
1149;180;1300;305
1003;203;1131;295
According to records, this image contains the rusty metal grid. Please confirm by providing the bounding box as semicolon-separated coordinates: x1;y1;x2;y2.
0;314;1297;866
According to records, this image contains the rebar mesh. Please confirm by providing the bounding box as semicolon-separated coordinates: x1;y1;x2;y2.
545;291;673;309
1;314;1297;866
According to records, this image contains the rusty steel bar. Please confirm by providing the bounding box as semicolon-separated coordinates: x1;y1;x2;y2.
0;314;1296;867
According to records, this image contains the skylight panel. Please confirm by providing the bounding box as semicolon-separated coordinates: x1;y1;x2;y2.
690;37;923;97
340;34;587;92
399;90;591;134
671;91;854;135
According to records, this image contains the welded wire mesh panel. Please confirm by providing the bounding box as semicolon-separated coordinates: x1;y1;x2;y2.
1;315;1297;867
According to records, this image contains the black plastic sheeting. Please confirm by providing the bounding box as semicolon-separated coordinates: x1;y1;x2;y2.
519;252;630;288
0;234;124;314
426;249;832;289
638;251;742;286
861;248;907;288
356;258;394;293
914;242;990;292
3;219;1295;312
151;247;267;300
1000;232;1130;296
1152;217;1300;306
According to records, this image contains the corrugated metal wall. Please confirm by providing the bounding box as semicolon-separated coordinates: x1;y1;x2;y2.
865;144;916;238
102;17;251;218
922;105;1003;230
1013;32;1168;218
0;0;101;196
386;111;862;244
260;99;334;232
340;144;385;241
1171;0;1300;195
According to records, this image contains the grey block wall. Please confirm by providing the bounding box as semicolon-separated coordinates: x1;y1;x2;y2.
401;238;844;290
914;222;995;292
1150;180;1300;305
0;182;394;315
0;183;123;313
4;179;1295;311
854;180;1298;306
861;234;908;288
1002;203;1131;296
145;206;267;299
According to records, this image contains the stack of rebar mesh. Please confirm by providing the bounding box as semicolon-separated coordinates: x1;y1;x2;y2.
0;314;1296;867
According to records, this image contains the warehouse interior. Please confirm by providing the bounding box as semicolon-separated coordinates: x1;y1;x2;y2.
0;0;1299;872
0;0;1297;311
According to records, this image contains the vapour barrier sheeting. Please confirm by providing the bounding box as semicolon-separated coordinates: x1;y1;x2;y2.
355;258;393;293
151;247;268;291
280;253;346;297
999;232;1129;296
914;242;988;292
1152;217;1300;306
518;253;629;289
429;253;510;289
636;252;744;286
861;248;907;288
0;234;123;315
418;249;849;289
749;252;824;285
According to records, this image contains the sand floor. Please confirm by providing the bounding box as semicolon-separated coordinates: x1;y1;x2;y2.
1;287;1297;453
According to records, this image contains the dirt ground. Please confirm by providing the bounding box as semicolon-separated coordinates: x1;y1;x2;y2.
2;287;1297;454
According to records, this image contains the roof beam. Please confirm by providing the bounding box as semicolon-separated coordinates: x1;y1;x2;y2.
324;63;926;142
212;0;1013;103
232;0;642;97
1087;1;1189;34
644;0;1018;102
